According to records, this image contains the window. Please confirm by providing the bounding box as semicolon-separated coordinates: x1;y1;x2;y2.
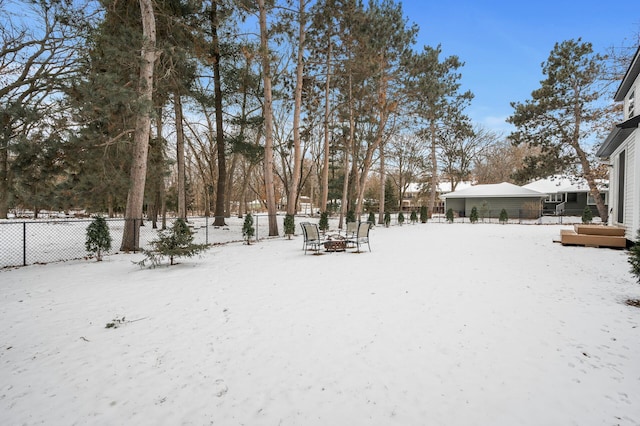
617;151;625;223
629;89;635;118
587;192;608;205
545;193;563;203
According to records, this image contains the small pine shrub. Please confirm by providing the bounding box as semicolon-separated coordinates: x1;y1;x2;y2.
629;230;640;284
384;212;391;227
397;211;405;225
410;210;418;224
284;214;295;240
420;206;428;223
85;216;112;261
319;211;329;233
582;206;593;224
243;213;255;244
139;218;209;267
499;208;508;224
346;210;356;223
470;206;479;224
446;208;454;223
368;211;375;224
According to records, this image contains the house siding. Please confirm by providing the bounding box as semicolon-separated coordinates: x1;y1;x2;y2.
443;197;542;218
610;132;637;240
632;132;640;240
599;46;640;242
464;198;541;219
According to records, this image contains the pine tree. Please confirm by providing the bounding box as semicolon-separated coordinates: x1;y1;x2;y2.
319;211;329;233
629;230;640;284
507;39;611;222
582;206;593;224
397;211;405;225
420;206;428;223
499;208;509;224
85;216;112;261
470;206;479;223
368;211;375;224
346;210;356;223
446;208;454;223
243;213;255;245
284;214;295;240
410;210;418;224
139;218;208;267
384;212;391;227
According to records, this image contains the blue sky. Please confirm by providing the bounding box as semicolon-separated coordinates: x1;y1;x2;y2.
401;0;639;133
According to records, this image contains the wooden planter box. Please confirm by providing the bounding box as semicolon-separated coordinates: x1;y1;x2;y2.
560;225;626;248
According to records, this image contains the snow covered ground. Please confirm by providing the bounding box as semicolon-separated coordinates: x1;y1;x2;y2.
1;222;638;425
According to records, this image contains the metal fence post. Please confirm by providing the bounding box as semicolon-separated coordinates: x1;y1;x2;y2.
23;222;27;267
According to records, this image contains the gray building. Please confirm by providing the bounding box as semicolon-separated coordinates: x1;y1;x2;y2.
441;182;547;219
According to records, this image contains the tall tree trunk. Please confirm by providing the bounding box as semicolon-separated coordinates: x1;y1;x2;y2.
287;0;306;216
258;0;279;236
121;0;157;251
320;38;332;214
211;1;226;226
428;118;438;216
378;145;385;224
573;143;608;223
0;138;9;219
225;152;238;216
174;93;186;220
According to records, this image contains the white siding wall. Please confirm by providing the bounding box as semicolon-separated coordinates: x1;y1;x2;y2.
632;132;640;241
610;70;640;241
611;132;638;240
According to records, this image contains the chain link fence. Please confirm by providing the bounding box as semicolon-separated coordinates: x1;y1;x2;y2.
0;215;278;268
0;210;601;269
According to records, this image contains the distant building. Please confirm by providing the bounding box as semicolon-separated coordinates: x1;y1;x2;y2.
441;182;546;219
523;176;608;216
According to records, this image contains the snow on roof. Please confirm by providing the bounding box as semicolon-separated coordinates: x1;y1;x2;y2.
522;175;608;194
438;181;474;194
404;181;474;194
441;182;546;199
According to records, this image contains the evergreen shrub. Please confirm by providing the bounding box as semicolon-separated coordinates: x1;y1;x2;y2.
446;208;454;223
629;230;640;284
470;206;479;224
85;216;112;261
138;218;209;267
384;212;391;227
420;206;428;223
243;213;255;244
319;211;329;233
284;214;295;239
499;208;508;224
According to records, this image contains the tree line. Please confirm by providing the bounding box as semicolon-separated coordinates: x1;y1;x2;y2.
1;0;635;249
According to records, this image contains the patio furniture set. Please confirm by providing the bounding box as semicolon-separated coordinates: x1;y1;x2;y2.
300;221;372;255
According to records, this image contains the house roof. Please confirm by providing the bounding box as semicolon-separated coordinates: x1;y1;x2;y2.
523;175;607;194
614;45;640;102
596;126;635;158
441;182;546;199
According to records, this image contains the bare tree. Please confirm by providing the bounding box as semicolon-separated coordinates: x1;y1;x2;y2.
121;0;158;251
258;0;279;236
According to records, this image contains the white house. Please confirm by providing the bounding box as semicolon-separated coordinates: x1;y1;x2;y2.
596;45;640;242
